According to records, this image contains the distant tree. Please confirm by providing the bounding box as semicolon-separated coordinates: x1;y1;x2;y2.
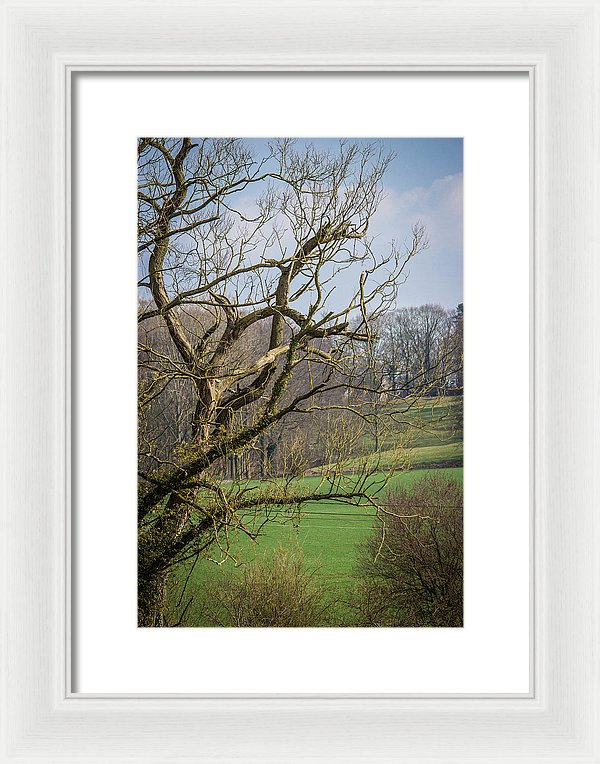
377;304;463;397
451;303;464;392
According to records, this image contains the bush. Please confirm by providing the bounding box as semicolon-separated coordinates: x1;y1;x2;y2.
352;474;463;627
198;546;332;627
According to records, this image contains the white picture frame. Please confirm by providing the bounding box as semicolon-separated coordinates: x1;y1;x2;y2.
1;1;598;761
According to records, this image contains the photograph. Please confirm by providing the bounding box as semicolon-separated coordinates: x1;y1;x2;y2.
137;137;464;628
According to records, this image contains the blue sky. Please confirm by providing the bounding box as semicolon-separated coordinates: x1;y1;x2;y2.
140;138;463;311
244;138;463;309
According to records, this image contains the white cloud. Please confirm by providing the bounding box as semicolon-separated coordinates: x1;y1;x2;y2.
375;173;463;252
369;173;463;309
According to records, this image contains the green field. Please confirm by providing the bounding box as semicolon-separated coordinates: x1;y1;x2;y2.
169;467;463;626
340;441;463;472
168;396;463;626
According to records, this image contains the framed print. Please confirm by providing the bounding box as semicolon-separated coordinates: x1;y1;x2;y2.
2;1;599;762
73;72;529;695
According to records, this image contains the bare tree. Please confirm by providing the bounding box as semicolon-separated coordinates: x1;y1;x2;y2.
352;474;463;627
377;304;463;397
137;138;429;626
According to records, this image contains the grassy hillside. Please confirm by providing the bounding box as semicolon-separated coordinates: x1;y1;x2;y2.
367;394;462;457
307;395;463;472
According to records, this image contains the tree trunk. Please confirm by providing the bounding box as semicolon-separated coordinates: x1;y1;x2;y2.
138;568;169;627
137;492;195;627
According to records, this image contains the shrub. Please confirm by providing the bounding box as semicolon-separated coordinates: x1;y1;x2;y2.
198;546;332;627
352;474;463;627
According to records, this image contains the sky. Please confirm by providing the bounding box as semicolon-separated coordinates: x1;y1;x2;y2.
244;138;463;310
140;138;463;312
